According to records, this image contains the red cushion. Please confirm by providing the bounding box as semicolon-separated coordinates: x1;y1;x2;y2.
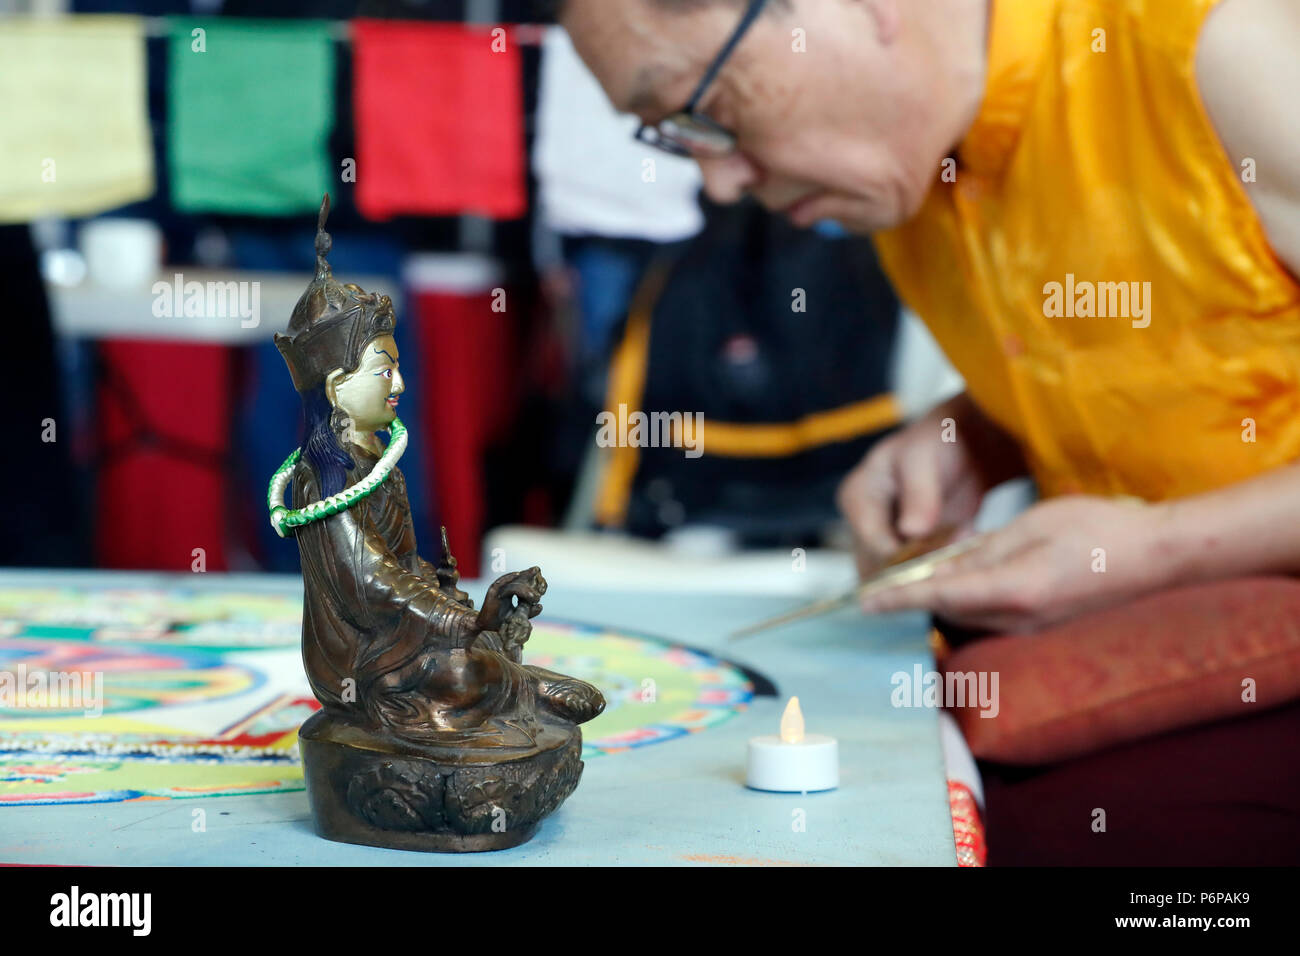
942;576;1300;765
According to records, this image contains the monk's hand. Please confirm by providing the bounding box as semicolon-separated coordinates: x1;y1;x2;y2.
477;567;547;632
837;393;1021;578
856;495;1176;632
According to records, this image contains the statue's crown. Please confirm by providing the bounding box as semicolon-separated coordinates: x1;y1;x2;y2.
274;194;395;394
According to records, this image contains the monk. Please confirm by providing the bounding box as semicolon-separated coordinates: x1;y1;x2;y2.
558;0;1300;862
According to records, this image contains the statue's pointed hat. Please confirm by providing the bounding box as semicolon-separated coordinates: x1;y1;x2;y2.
274;194;395;393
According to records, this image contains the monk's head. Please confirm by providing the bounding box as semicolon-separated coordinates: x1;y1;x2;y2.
559;0;988;233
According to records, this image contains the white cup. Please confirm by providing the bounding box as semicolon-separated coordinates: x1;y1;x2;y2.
80;218;162;290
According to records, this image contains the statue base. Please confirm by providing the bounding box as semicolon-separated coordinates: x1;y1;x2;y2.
298;711;585;853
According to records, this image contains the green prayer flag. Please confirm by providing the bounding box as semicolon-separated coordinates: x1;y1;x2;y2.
168;18;334;215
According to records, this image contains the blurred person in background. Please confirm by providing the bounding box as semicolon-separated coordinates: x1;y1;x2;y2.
590;197;900;547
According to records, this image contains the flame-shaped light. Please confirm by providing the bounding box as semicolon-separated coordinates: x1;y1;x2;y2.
779;696;805;744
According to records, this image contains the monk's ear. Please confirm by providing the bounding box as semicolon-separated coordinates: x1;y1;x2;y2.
324;368;346;408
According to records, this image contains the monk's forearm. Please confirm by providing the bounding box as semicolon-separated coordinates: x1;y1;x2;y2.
1149;462;1300;585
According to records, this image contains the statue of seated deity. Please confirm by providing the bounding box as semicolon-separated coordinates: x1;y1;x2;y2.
269;196;604;851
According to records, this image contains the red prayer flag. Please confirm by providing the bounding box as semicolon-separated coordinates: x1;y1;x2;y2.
352;20;526;220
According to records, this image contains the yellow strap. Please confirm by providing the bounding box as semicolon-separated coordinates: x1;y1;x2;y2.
700;393;900;459
593;266;665;528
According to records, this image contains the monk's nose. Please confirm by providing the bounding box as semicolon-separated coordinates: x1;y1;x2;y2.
696;151;762;204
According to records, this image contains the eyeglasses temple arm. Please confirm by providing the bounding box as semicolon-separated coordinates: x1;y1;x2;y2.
684;0;771;111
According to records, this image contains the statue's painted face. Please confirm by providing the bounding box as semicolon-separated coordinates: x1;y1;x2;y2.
327;334;404;434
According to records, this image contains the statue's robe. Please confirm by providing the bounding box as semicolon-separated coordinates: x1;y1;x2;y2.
292;444;542;750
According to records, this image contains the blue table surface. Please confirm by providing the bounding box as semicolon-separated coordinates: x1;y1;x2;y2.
0;570;955;866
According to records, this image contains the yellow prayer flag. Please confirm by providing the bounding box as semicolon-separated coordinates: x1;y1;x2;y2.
0;15;154;223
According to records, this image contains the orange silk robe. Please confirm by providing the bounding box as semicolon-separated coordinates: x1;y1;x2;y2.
873;0;1300;500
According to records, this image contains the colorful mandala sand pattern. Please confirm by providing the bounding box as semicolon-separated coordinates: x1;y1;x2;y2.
0;583;754;806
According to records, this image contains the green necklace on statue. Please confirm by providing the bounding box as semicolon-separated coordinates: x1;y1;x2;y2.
267;418;408;538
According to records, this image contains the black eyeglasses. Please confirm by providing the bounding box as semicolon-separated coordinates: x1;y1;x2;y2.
634;0;769;158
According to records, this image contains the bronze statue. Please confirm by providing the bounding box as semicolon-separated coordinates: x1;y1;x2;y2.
268;195;605;851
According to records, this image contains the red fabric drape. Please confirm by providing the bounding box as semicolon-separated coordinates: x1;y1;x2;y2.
95;341;233;571
412;287;514;579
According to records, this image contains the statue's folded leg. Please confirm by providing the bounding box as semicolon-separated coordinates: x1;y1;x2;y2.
525;665;607;724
